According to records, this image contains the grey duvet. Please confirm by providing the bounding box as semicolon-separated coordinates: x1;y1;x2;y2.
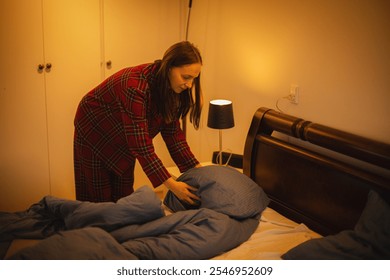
0;166;269;260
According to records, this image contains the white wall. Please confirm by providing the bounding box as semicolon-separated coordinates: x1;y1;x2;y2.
185;0;390;163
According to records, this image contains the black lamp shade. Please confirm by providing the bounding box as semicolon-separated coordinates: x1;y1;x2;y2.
207;99;235;129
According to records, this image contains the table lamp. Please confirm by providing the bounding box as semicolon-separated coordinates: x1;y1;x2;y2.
207;99;235;165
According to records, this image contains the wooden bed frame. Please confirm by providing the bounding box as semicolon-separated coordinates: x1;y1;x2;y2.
243;107;390;236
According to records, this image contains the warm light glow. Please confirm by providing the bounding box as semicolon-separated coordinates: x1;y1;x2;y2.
210;99;232;106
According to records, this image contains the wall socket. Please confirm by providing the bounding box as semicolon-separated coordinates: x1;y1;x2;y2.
288;84;299;104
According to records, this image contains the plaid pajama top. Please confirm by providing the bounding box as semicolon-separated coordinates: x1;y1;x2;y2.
74;62;199;193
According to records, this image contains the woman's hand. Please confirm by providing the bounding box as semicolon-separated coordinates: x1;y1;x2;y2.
164;177;200;205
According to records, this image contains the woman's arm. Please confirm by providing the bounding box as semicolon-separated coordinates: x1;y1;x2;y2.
161;120;200;172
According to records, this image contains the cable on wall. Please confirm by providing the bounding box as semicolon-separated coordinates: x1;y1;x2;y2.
185;0;192;40
182;0;193;135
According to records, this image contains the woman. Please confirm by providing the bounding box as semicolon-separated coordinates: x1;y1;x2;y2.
74;41;202;205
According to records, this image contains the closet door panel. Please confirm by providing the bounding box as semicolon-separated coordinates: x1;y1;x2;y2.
103;0;183;75
0;0;50;211
43;0;102;199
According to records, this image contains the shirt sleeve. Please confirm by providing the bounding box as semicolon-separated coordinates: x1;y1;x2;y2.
120;87;171;187
161;120;200;173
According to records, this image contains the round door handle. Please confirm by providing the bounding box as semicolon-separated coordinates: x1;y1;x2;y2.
46;63;52;69
106;60;112;68
38;64;45;71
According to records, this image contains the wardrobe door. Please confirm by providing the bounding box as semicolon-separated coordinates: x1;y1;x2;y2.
103;0;184;75
0;0;50;211
43;0;102;199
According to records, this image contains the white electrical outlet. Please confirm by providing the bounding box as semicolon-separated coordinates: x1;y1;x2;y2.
289;84;299;104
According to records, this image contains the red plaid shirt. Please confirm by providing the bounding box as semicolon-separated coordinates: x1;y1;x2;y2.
74;62;199;190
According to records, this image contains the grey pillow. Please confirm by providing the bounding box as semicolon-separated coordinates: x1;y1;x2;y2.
164;165;269;219
282;190;390;259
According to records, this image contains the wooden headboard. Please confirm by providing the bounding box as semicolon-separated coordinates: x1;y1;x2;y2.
243;107;390;236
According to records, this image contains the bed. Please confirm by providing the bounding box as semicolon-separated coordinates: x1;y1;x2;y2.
1;107;389;260
217;107;390;259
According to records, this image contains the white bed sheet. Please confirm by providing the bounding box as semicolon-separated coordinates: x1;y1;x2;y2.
211;207;322;260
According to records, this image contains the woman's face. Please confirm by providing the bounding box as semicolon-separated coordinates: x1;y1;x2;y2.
168;63;201;94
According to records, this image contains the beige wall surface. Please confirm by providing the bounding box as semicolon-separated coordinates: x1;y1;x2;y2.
185;0;390;162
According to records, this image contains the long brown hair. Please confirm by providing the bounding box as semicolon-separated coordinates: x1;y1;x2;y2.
152;41;203;129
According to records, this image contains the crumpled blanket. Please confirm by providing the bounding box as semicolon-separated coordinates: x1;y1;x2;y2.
0;185;259;260
0;186;164;241
115;208;259;259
